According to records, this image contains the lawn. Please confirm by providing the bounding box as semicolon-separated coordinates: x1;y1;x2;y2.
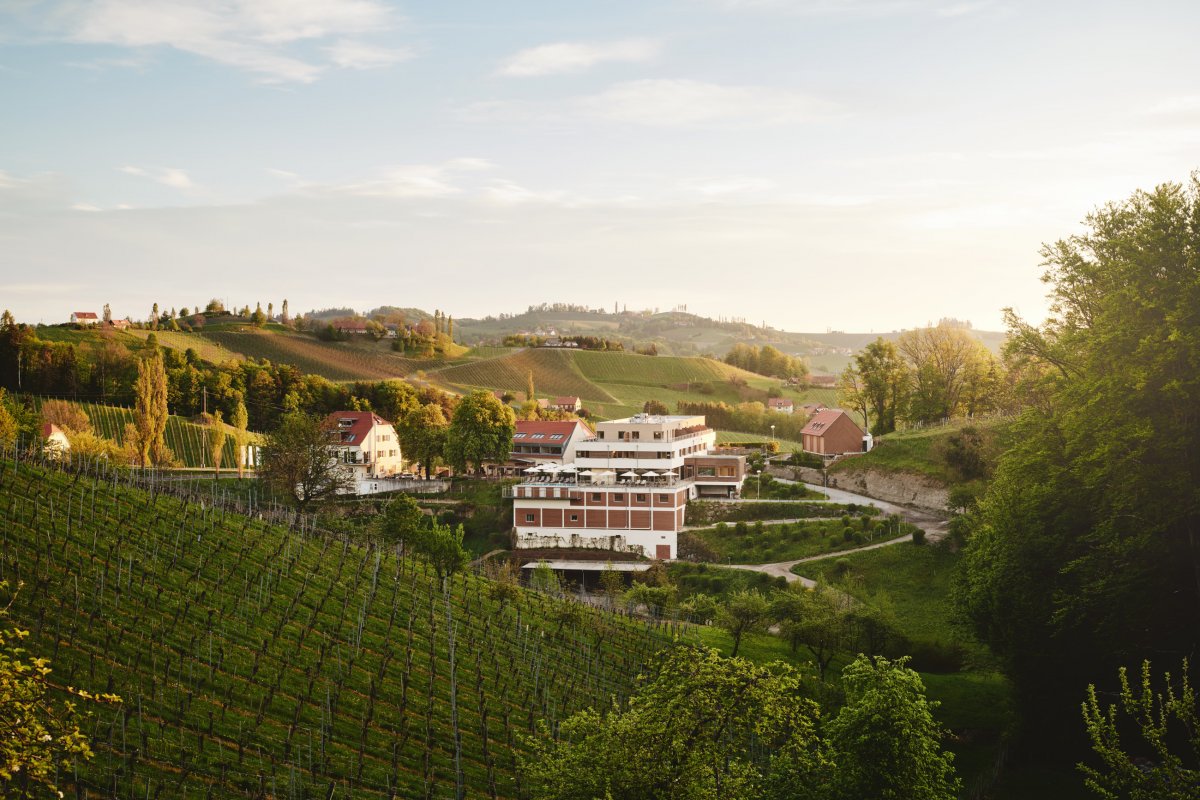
831;416;1016;483
688;518;909;564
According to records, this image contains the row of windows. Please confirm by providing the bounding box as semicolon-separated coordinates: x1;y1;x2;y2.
589;492;672;503
514;433;566;440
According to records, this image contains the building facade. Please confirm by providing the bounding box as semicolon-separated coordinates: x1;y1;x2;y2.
510;414;746;559
324;411;404;487
800;409;870;457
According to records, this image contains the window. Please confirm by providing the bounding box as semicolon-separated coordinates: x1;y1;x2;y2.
658;494;669;502
549;433;564;440
570;514;579;522
698;467;716;477
613;493;624;501
531;433;546;439
618;431;626;440
631;431;640;440
653;431;663;440
525;513;535;523
598;431;605;439
718;466;735;477
636;494;647;502
591;493;602;501
514;433;527;439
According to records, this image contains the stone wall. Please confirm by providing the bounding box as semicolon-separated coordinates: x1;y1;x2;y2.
767;465;949;514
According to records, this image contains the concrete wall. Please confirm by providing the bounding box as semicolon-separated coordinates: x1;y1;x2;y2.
767;464;949;514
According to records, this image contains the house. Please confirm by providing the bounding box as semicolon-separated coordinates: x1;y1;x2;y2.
510;413;746;560
799;402;827;415
807;375;837;388
109;319;130;330
324;412;403;489
334;319;369;335
70;312;99;325
509;419;593;465
536;398;550;410
800;409;870;458
767;398;794;414
42;423;70;459
554;396;582;413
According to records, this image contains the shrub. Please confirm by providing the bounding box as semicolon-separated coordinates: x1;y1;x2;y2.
833;557;852;577
912;528;927;546
843;527;854;542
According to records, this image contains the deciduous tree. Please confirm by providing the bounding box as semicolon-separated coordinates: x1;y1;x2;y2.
445;390;516;474
259;412;353;512
133;352;169;465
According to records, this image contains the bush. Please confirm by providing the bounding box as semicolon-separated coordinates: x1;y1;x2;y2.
833;558;852;577
912;528;927;546
843;527;854;542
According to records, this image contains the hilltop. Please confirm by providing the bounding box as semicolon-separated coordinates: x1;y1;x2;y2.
0;459;668;797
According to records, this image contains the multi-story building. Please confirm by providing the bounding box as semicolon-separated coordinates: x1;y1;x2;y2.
324;411;404;487
510;414;746;559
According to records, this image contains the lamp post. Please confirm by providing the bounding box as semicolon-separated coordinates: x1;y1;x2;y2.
756;469;762;500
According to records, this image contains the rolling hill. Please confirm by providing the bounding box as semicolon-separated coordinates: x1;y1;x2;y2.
0;460;668;797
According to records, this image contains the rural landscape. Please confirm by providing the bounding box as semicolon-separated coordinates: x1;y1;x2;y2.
3;1;1199;798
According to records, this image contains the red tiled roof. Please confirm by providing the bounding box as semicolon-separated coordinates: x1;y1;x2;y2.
768;398;793;408
554;396;580;405
800;408;859;436
43;423;64;438
323;411;392;446
73;312;98;319
513;419;593;441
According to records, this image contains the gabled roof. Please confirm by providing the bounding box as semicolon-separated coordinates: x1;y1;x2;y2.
554;396;580;405
800;408;861;437
323;411;393;446
513;419;593;442
72;311;98;319
768;398;793;408
43;423;65;438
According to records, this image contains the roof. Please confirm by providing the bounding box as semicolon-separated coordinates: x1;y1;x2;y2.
323;411;393;445
42;423;65;438
72;311;98;319
334;319;368;331
768;398;793;408
521;561;650;572
513;419;593;442
554;396;580;405
800;408;861;437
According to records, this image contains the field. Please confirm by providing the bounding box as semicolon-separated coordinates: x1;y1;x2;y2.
25;397;258;470
688;518;910;563
203;328;448;381
830;416;1016;483
126;329;246;364
0;460;669;798
428;348;615;403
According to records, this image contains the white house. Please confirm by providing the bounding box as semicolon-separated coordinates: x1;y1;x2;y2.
42;423;70;459
767;398;794;414
324;411;403;491
70;311;99;325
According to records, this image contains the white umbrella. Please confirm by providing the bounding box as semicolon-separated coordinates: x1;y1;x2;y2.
641;470;660;477
523;466;540;473
559;465;578;472
578;470;596;476
621;471;639;478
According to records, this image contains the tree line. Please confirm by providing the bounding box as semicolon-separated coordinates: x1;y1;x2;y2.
724;343;810;380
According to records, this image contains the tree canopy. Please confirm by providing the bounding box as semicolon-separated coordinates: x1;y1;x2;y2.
444;390;516;474
259;412;354;511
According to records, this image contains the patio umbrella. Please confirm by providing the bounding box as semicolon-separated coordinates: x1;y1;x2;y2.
641;471;660;477
559;465;578;472
522;466;540;473
621;471;639;478
578;470;595;476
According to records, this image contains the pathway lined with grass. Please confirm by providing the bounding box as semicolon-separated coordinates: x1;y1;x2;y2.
719;480;948;586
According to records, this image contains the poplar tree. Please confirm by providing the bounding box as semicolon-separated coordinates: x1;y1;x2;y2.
133;352;168;466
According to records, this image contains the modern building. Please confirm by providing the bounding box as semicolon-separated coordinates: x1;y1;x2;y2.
800;409;870;458
510;414;746;560
324;411;404;488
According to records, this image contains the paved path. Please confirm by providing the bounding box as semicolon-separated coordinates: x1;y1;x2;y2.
721;481;948;587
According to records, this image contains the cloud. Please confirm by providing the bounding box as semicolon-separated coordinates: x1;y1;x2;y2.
47;0;403;82
578;79;837;127
337;158;495;198
496;38;659;77
119;165;194;189
1144;95;1200;116
324;38;413;70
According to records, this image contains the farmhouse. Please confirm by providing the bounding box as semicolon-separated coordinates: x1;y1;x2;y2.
767;398;794;414
801;408;870;458
333;319;369;335
509;413;746;560
109;319;130;330
70;311;99;325
324;412;403;488
554;395;582;413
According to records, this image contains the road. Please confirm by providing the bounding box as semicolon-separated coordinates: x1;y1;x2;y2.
721;481;948;587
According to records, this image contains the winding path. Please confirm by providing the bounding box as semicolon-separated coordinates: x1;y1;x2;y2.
722;482;948;587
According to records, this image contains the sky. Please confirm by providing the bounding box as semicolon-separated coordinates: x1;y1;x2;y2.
1;0;1199;332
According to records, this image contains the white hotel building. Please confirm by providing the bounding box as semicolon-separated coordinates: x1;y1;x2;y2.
509;414;746;559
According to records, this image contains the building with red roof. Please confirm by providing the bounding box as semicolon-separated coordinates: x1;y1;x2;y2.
42;423;70;458
767;398;794;414
324;411;403;486
553;395;582;413
801;409;869;458
70;311;98;325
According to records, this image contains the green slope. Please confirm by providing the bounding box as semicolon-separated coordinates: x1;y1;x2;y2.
428;348;616;403
0;461;667;798
202;328;442;380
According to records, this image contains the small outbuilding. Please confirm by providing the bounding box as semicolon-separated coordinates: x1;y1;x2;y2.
801;409;870;458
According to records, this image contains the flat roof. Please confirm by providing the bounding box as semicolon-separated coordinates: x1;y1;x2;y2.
520;560;651;572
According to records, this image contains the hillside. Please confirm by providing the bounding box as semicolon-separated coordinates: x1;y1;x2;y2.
0;461;667;797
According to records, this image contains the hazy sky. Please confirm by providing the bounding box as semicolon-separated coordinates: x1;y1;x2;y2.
2;0;1198;331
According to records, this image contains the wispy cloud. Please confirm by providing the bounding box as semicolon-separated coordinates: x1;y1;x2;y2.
46;0;405;82
496;38;659;77
337;158;495;198
578;79;837;127
119;165;194;189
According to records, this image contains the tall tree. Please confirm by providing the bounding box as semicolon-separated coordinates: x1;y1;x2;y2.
445;391;516;474
207;410;227;477
398;403;448;479
102;303;112;323
843;338;910;435
717;589;770;658
525;370;536;403
132;352;169;466
259;412;354;512
280;299;289;324
230;398;249;478
897;323;989;423
957;175;1200;751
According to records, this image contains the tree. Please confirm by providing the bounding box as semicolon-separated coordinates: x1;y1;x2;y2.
150;302;159;329
231;398;249;478
40;399;90;435
102;303;112;324
783;585;853;681
132;352;169;466
414;521;470;585
642;399;670;415
841;338;909;435
259;412;354;512
251;303;267;326
826;655;960;800
1080;659;1199;800
398;403;447;479
957;175;1200;751
525;370;536;403
207;410;227;476
717;589;770;657
0;405;17;452
520;644;829;800
445;390;516;474
0;581;120;798
378;494;424;551
280;299;289;325
897;322;990;424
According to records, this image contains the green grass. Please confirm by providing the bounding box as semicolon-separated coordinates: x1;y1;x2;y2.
126;328;245;364
690;519;909;564
430;348;614;402
203;328;445;380
831;417;1015;483
715;430;804;453
0;460;667;798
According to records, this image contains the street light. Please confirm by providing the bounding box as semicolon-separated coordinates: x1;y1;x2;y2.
756;469;762;500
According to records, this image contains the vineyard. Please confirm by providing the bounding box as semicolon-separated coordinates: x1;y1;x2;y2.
428;349;615;404
571;350;756;388
202;329;446;381
125;330;246;365
0;459;670;798
23;397;257;470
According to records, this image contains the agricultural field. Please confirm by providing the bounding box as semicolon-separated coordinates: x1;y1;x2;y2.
25;396;257;470
428;348;614;403
0;460;669;798
126;328;246;364
687;517;910;563
203;328;443;381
